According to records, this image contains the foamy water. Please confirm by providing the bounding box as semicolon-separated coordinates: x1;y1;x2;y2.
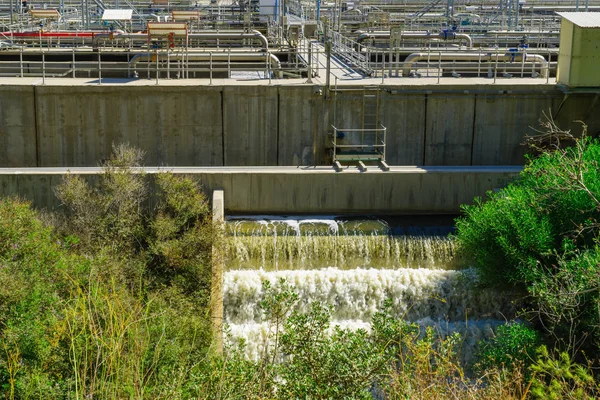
222;217;512;362
224;267;512;324
226;318;505;365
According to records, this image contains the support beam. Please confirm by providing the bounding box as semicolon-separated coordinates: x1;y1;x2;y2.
210;189;224;354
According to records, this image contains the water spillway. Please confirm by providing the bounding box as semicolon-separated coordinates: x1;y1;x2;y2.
225;216;457;270
223;216;514;362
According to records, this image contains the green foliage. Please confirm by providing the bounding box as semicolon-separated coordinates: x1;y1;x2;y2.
54;143;148;254
455;133;600;352
477;322;541;372
530;346;599;399
455;184;555;286
0;145;217;399
148;172;215;298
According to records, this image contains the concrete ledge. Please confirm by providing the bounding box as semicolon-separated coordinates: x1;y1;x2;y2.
0;166;522;214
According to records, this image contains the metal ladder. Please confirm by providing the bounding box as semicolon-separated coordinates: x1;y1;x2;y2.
362;85;379;132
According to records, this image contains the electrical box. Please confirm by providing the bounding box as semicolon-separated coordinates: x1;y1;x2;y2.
557;12;600;87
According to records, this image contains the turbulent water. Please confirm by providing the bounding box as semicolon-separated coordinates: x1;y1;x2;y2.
225;217;456;270
224;268;512;324
223;216;512;362
227;318;506;365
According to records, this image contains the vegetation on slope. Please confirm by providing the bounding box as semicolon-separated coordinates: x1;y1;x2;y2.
455;121;600;356
1;134;600;398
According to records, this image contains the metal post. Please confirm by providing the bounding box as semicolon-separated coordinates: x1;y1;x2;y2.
437;51;441;84
494;51;499;83
167;51;170;79
307;42;313;83
325;41;331;88
98;51;102;84
227;49;231;78
381;52;385;84
20;46;23;78
72;47;76;78
267;52;271;84
42;51;46;85
547;50;550;84
210;52;213;85
388;46;392;78
156;49;159;85
515;0;519;30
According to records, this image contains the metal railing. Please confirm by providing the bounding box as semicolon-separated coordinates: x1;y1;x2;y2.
0;37;556;84
331;125;387;163
329;30;374;76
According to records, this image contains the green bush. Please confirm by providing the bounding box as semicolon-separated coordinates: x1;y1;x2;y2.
530;346;599;399
455;133;600;352
477;322;541;372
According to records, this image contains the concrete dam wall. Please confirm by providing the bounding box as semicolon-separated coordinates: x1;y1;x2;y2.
0;81;596;169
0;166;521;214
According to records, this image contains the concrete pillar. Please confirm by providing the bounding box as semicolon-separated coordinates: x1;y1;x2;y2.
210;190;224;353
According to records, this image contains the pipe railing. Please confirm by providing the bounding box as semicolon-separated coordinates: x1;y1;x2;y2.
331;125;387;163
356;30;473;48
93;29;269;49
0;43;556;83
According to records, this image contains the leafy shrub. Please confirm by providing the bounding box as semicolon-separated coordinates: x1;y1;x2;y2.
530;346;599;399
455;132;600;352
477;322;541;372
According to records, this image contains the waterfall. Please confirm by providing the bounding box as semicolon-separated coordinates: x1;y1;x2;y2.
224;268;512;324
223;216;511;361
226;217;457;270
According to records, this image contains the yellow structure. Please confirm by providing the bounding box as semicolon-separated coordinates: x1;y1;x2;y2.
557;12;600;87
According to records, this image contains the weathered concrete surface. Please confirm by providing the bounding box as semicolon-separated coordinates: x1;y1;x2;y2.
0;86;37;167
211;189;224;353
473;93;558;164
379;92;427;165
278;86;327;165
554;94;600;137
1;81;598;169
0;166;521;214
223;86;278;165
35;86;223;167
424;94;476;165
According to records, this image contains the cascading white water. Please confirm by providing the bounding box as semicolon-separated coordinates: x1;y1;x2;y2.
226;217;456;270
223;216;511;362
224;268;512;324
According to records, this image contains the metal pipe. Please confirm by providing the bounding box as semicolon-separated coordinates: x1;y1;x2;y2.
93;30;269;49
356;31;473;48
128;52;282;77
402;52;548;78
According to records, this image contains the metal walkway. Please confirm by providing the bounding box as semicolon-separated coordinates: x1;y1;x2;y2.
299;38;364;82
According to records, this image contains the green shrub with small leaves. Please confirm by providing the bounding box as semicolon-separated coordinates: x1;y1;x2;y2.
477;322;541;372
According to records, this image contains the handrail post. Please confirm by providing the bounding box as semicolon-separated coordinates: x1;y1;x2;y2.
98;51;102;85
437;51;441;84
20;46;23;78
547;51;551;84
42;50;46;84
494;51;498;84
210;52;213;85
72;47;76;78
381;51;385;83
155;48;159;85
267;52;271;84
